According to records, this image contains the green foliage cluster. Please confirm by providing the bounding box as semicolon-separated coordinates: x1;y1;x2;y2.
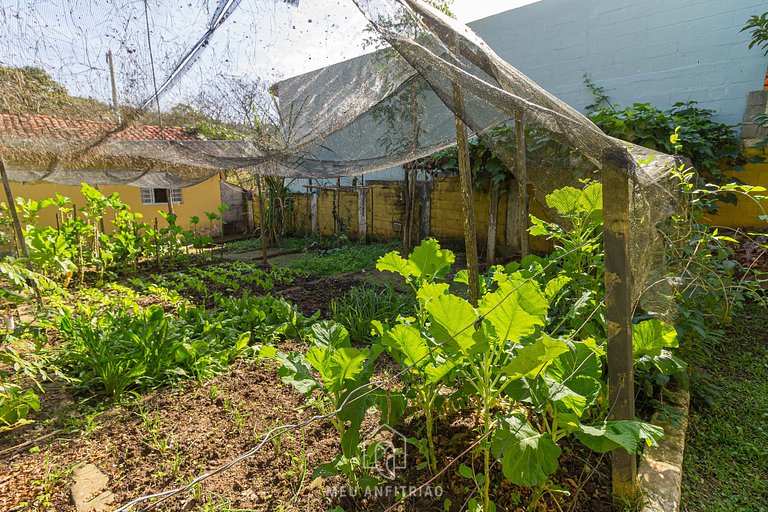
288;242;399;276
268;235;681;511
0;184;227;286
57;294;317;401
742;12;768;55
330;284;416;342
584;76;754;207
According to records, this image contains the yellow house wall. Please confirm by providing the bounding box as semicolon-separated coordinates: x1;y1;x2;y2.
8;176;223;234
704;148;768;229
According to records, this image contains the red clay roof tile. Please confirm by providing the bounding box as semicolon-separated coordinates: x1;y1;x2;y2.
0;113;199;141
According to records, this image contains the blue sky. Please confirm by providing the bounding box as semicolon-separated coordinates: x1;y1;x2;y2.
0;0;541;109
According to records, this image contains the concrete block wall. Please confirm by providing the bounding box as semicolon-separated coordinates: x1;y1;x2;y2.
470;0;768;126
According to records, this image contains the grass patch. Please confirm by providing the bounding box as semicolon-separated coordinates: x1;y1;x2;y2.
330;284;416;342
681;301;768;511
287;242;398;276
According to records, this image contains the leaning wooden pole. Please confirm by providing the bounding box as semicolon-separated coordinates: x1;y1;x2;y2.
451;84;480;306
515;113;529;257
0;156;42;306
602;148;638;501
256;174;268;266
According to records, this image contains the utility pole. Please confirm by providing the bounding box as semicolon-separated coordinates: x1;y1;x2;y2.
106;50;121;124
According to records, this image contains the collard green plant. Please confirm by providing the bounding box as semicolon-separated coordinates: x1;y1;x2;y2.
376;238;666;511
260;321;404;489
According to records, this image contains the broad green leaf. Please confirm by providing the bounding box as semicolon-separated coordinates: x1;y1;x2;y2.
547;338;603;382
424;358;455;384
326;347;368;391
479;279;547;343
382;323;430;368
310;321;350;349
426;294;477;355
545;186;582;216
503;335;569;380
416;282;450;305
544;276;571;301
491;414;561;487
578;182;603;221
633;319;678;358
269;350;319;395
408;238;454;281
376;251;416;278
575;420;664;454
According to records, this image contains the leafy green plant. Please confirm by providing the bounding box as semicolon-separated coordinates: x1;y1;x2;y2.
584;77;751;208
376;238;665;511
260;321;404;490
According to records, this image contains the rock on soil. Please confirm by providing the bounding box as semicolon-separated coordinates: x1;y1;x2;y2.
69;463;114;512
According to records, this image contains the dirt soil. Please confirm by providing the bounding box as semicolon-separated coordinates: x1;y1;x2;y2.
0;354;612;512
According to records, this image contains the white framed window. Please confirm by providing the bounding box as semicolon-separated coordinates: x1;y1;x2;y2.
140;188;183;205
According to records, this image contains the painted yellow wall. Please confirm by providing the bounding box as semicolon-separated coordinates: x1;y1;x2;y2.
8;175;223;234
289;176;552;255
704;148;768;229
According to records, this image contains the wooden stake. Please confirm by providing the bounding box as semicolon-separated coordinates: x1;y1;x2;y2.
487;182;499;265
505;179;520;255
167;189;174;215
402;167;412;254
0;157;25;259
335;177;341;236
418;174;432;240
256;174;268;266
357;175;367;242
0;156;42;305
452;84;480;306
310;181;319;235
603;149;638;501
515;114;529;258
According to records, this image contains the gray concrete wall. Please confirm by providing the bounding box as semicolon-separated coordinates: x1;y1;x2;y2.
471;0;767;126
286;0;768;191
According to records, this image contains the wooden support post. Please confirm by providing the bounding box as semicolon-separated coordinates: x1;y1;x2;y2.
357;176;367;243
515;114;529;257
335;177;341;236
310;182;319;235
166;189;174;215
402;168;412;255
0;157;43;304
603;149;637;501
0;158;23;258
487;183;499;265
256;175;268;266
418;175;432;240
505;179;520;255
452;84;480;306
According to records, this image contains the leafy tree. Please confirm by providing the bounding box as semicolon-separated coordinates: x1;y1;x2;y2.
742;12;768;55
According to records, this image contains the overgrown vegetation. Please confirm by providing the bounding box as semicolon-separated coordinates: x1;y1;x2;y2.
0;184;227;284
584;75;755;209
